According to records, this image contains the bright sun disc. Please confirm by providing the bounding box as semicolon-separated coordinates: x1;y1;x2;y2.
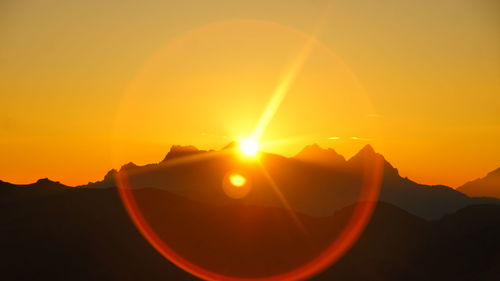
229;173;247;187
239;138;259;157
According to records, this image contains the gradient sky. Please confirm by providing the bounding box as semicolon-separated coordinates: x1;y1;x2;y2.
1;0;499;187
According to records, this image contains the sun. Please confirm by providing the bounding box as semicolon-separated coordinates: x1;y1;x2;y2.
238;138;260;157
229;173;247;187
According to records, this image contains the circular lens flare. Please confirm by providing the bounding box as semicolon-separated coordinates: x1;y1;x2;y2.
113;20;383;281
222;171;252;199
229;173;247;187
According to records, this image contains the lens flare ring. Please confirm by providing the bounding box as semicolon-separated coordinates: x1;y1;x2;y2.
116;155;383;281
114;19;382;281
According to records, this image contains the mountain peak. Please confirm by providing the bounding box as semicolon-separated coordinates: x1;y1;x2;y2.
36;178;59;184
103;169;117;182
32;178;68;189
348;144;377;163
162;145;202;162
359;144;375;154
347;144;400;178
169;145;199;153
120;162;138;171
296;143;339;156
294;144;345;167
458;166;500;198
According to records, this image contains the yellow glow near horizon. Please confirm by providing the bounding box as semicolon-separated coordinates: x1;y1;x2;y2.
238;138;260;157
229;173;247;187
2;5;500;189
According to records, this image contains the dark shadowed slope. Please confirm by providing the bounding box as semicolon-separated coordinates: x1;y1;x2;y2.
75;169;117;189
0;180;196;281
1;180;500;281
1;178;69;203
458;167;500;199
346;145;500;219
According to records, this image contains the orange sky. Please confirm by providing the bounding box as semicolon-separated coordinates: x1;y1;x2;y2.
1;0;499;187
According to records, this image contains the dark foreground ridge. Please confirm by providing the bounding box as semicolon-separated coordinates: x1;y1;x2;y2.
1;144;500;280
1;179;500;281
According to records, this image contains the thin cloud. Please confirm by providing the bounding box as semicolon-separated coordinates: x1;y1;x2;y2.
327;136;340;140
351;136;372;141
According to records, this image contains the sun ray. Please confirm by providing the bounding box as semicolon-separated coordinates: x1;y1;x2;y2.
256;162;308;234
250;36;317;142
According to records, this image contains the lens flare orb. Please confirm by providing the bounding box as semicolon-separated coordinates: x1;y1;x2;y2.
229;173;247;187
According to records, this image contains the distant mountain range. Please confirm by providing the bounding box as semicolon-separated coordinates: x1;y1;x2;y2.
2;144;500;280
1;174;500;280
80;143;500;220
458;167;500;199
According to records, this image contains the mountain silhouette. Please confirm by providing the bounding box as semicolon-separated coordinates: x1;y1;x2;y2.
76;169;117;189
162;145;207;161
457;167;500;199
1;178;69;204
1;178;500;281
293;144;346;168
2;143;500;280
89;143;499;220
